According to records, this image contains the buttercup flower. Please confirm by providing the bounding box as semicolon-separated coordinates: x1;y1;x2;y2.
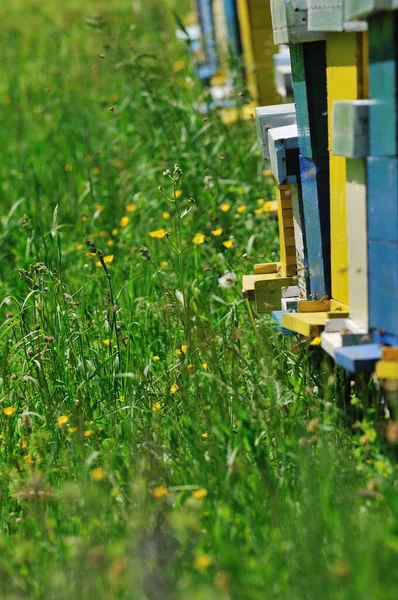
120;216;129;228
57;415;69;427
170;384;179;394
223;240;233;249
193;233;205;245
3;407;16;417
212;228;222;236
149;229;166;239
219;203;231;212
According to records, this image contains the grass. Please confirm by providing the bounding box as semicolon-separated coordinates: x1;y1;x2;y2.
0;1;397;598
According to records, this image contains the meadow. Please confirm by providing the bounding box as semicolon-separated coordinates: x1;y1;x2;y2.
0;1;397;598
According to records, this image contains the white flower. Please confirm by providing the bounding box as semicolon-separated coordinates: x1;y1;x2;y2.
218;271;237;289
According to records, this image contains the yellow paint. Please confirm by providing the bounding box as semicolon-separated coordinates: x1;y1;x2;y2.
375;361;398;380
329;299;350;313
254;262;280;274
276;185;297;277
327;32;360;306
298;300;330;313
242;272;293;300
236;0;278;105
281;312;328;337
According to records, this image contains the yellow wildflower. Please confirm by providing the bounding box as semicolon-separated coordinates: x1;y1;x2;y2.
64;164;73;172
107;239;115;247
173;59;186;72
95;204;105;211
81;214;88;222
257;199;265;206
84;430;93;437
151;485;168;498
21;440;28;450
112;228;119;236
149;229;166;239
103;339;111;345
263;201;273;212
160;261;168;269
193;233;205;245
202;363;208;370
201;432;208;440
76;243;84;251
220;203;231;212
181;344;187;354
125;203;137;213
98;230;106;237
24;455;33;465
192;488;208;500
91;167;101;175
170;384;179;394
254;207;264;215
187;364;194;372
173;190;182;199
85;155;94;163
120;216;129;228
91;467;106;481
162;211;170;219
57;415;69;427
69;427;78;434
153;356;160;361
212;228;222;236
310;337;322;346
263;169;273;177
112;158;122;168
152;401;163;412
119;395;125;403
223;240;233;249
96;254;114;267
3;406;16;417
194;555;211;569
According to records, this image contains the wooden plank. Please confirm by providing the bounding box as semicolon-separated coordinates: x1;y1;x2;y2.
270;0;325;44
308;0;344;32
255;104;296;159
332;100;371;158
255;282;282;312
326;32;360;307
368;240;398;336
272;310;295;335
282;311;328;337
368;12;398;156
381;347;398;362
254;262;280;275
222;0;242;57
367;157;398;243
376;360;398;379
236;0;279;105
334;343;382;373
291;186;308;299
345;0;398;21
298;300;330;312
290;42;329;159
346;158;368;329
299;155;331;299
268;125;300;185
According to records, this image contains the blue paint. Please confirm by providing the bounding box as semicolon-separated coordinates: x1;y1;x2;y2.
197;0;219;81
372;330;398;347
367;158;398;242
223;0;241;57
299;155;331;299
334;344;382;373
368;12;398;156
272;311;295;335
368;240;398;336
290;42;328;159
